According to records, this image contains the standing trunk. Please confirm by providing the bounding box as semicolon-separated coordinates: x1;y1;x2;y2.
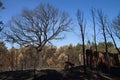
77;9;86;73
33;49;42;79
82;33;86;73
103;28;109;65
98;10;109;67
38;50;44;69
91;9;97;52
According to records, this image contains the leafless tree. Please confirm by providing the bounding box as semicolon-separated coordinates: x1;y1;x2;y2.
5;3;71;54
112;12;120;40
106;23;120;54
5;4;71;78
91;9;97;51
97;10;109;65
76;9;86;73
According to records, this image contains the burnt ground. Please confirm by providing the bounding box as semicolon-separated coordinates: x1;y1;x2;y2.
0;67;120;80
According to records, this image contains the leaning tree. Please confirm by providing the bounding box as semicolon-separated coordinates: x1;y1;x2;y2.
5;3;72;68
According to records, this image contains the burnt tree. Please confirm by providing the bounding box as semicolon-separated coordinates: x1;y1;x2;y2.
76;9;86;73
97;10;109;66
5;3;72;79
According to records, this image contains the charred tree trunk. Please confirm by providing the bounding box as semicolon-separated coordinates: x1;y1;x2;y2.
106;26;120;54
77;9;86;73
82;33;86;73
91;9;97;52
98;10;109;67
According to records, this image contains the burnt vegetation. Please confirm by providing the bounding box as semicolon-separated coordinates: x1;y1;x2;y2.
0;3;120;80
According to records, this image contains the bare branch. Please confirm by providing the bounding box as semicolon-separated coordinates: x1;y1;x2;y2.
4;3;72;51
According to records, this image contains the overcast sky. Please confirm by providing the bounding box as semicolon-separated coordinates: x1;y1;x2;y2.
1;0;120;48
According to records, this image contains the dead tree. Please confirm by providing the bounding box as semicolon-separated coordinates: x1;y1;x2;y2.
97;10;109;67
106;24;120;54
4;3;72;79
76;9;86;73
91;9;97;52
112;12;120;40
5;3;72;67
